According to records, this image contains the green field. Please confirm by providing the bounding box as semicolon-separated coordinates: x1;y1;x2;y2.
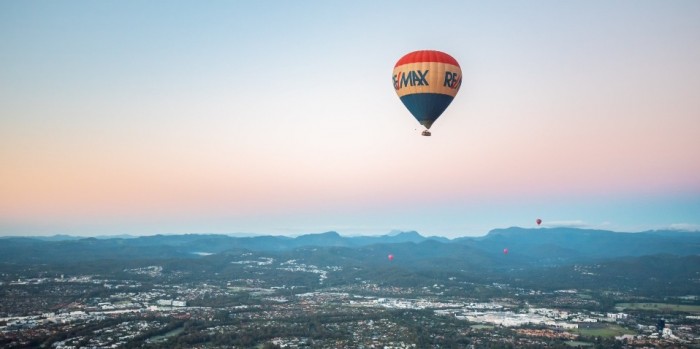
564;341;594;347
470;324;494;330
615;302;700;313
572;324;632;338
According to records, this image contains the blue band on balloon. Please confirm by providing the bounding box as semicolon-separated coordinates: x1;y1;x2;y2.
399;93;454;128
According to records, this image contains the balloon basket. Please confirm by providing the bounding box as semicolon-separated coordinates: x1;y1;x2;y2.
421;130;432;136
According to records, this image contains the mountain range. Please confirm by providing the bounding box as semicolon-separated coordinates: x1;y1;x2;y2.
1;227;698;266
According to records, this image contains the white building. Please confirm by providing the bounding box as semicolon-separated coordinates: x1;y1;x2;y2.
606;312;628;320
156;299;186;307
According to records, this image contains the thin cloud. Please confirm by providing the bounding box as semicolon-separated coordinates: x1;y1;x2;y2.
669;223;700;232
542;220;588;228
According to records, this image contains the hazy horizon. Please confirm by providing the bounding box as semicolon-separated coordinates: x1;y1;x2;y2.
2;224;699;240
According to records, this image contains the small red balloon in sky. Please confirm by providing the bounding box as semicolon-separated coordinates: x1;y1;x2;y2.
536;218;542;225
388;254;394;261
503;248;509;255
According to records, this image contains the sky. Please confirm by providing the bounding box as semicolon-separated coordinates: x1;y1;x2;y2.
1;1;699;238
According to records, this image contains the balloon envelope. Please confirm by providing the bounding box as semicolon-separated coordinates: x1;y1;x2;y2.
503;248;509;255
388;254;394;261
536;218;542;225
393;50;461;130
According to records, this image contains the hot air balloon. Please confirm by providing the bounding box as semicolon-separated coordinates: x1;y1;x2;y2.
536;218;542;226
392;50;462;136
388;254;394;261
503;248;509;255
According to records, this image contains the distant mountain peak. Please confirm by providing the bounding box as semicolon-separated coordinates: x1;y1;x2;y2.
314;231;340;237
399;231;423;238
387;230;422;237
381;231;425;244
295;231;343;243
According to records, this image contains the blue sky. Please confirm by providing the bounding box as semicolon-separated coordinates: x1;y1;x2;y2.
1;1;699;237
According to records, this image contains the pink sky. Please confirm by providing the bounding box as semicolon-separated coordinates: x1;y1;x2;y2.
1;1;699;236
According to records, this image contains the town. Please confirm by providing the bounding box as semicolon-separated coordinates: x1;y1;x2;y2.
2;255;699;348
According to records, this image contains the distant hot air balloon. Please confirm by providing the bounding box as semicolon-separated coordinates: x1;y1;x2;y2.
536;218;542;226
393;50;462;136
503;248;509;255
388;254;394;261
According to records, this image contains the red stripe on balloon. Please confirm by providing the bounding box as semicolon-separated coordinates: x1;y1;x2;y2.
394;50;459;68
